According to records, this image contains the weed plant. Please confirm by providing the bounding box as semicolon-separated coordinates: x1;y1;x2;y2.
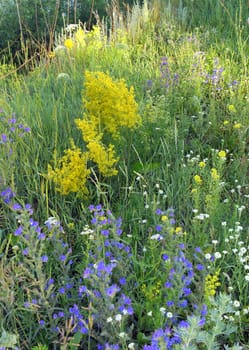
0;0;249;349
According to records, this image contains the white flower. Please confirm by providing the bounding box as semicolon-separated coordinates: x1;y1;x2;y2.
128;343;135;350
214;252;222;259
205;253;212;260
212;240;218;245
221;221;227;227
119;332;127;338
245;275;249;281
166;312;173;318
147;311;152;316
243;308;249;315
150;234;163;241
159;307;166;314
106;317;113;323
194;213;209;220
115;314;122;322
234;300;240;308
45;216;59;226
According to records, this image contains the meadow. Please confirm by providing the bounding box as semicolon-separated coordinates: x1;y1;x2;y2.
0;0;249;349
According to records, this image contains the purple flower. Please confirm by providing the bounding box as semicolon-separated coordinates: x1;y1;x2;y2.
14;225;23;236
1;133;7;143
199;317;206;327
196;263;204;271
162;254;169;261
60;254;66;262
178;299;188;308
105;284;120;298
24;302;30;308
59;287;65;294
22;247;29;255
1;187;15;203
119;277;126;285
182;287;192;296
155;225;162;232
178;320;189;328
41;255;48;263
12;203;22;210
165;281;172;288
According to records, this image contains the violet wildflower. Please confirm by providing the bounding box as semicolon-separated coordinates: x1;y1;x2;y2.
41;255;48;263
105;284;120;298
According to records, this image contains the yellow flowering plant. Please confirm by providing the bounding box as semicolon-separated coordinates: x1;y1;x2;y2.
48;71;140;196
47;140;90;196
77;71;141;139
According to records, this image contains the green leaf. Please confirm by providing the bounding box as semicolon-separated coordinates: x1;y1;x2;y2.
0;329;18;347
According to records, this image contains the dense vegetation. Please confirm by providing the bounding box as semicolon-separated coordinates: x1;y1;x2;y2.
0;0;249;349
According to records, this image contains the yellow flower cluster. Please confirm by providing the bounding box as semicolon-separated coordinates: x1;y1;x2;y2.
47;141;90;195
141;281;162;301
80;71;141;139
204;270;221;297
48;71;140;195
87;141;118;177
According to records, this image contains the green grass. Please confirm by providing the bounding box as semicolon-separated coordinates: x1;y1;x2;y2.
0;0;249;349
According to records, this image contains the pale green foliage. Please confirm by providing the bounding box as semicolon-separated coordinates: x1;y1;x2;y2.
174;294;239;350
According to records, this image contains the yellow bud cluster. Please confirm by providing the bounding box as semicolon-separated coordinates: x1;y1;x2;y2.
204;270;221;297
211;168;220;181
194;174;202;185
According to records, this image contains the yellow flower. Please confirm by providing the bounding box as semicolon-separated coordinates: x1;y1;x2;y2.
228;104;236;113
233;122;242;129
218;150;226;158
64;38;74;49
211;168;220;180
223;120;229;125
205;270;221;297
194;175;202;185
198;161;206;168
47;141;90;195
175;226;183;234
161;215;168;222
